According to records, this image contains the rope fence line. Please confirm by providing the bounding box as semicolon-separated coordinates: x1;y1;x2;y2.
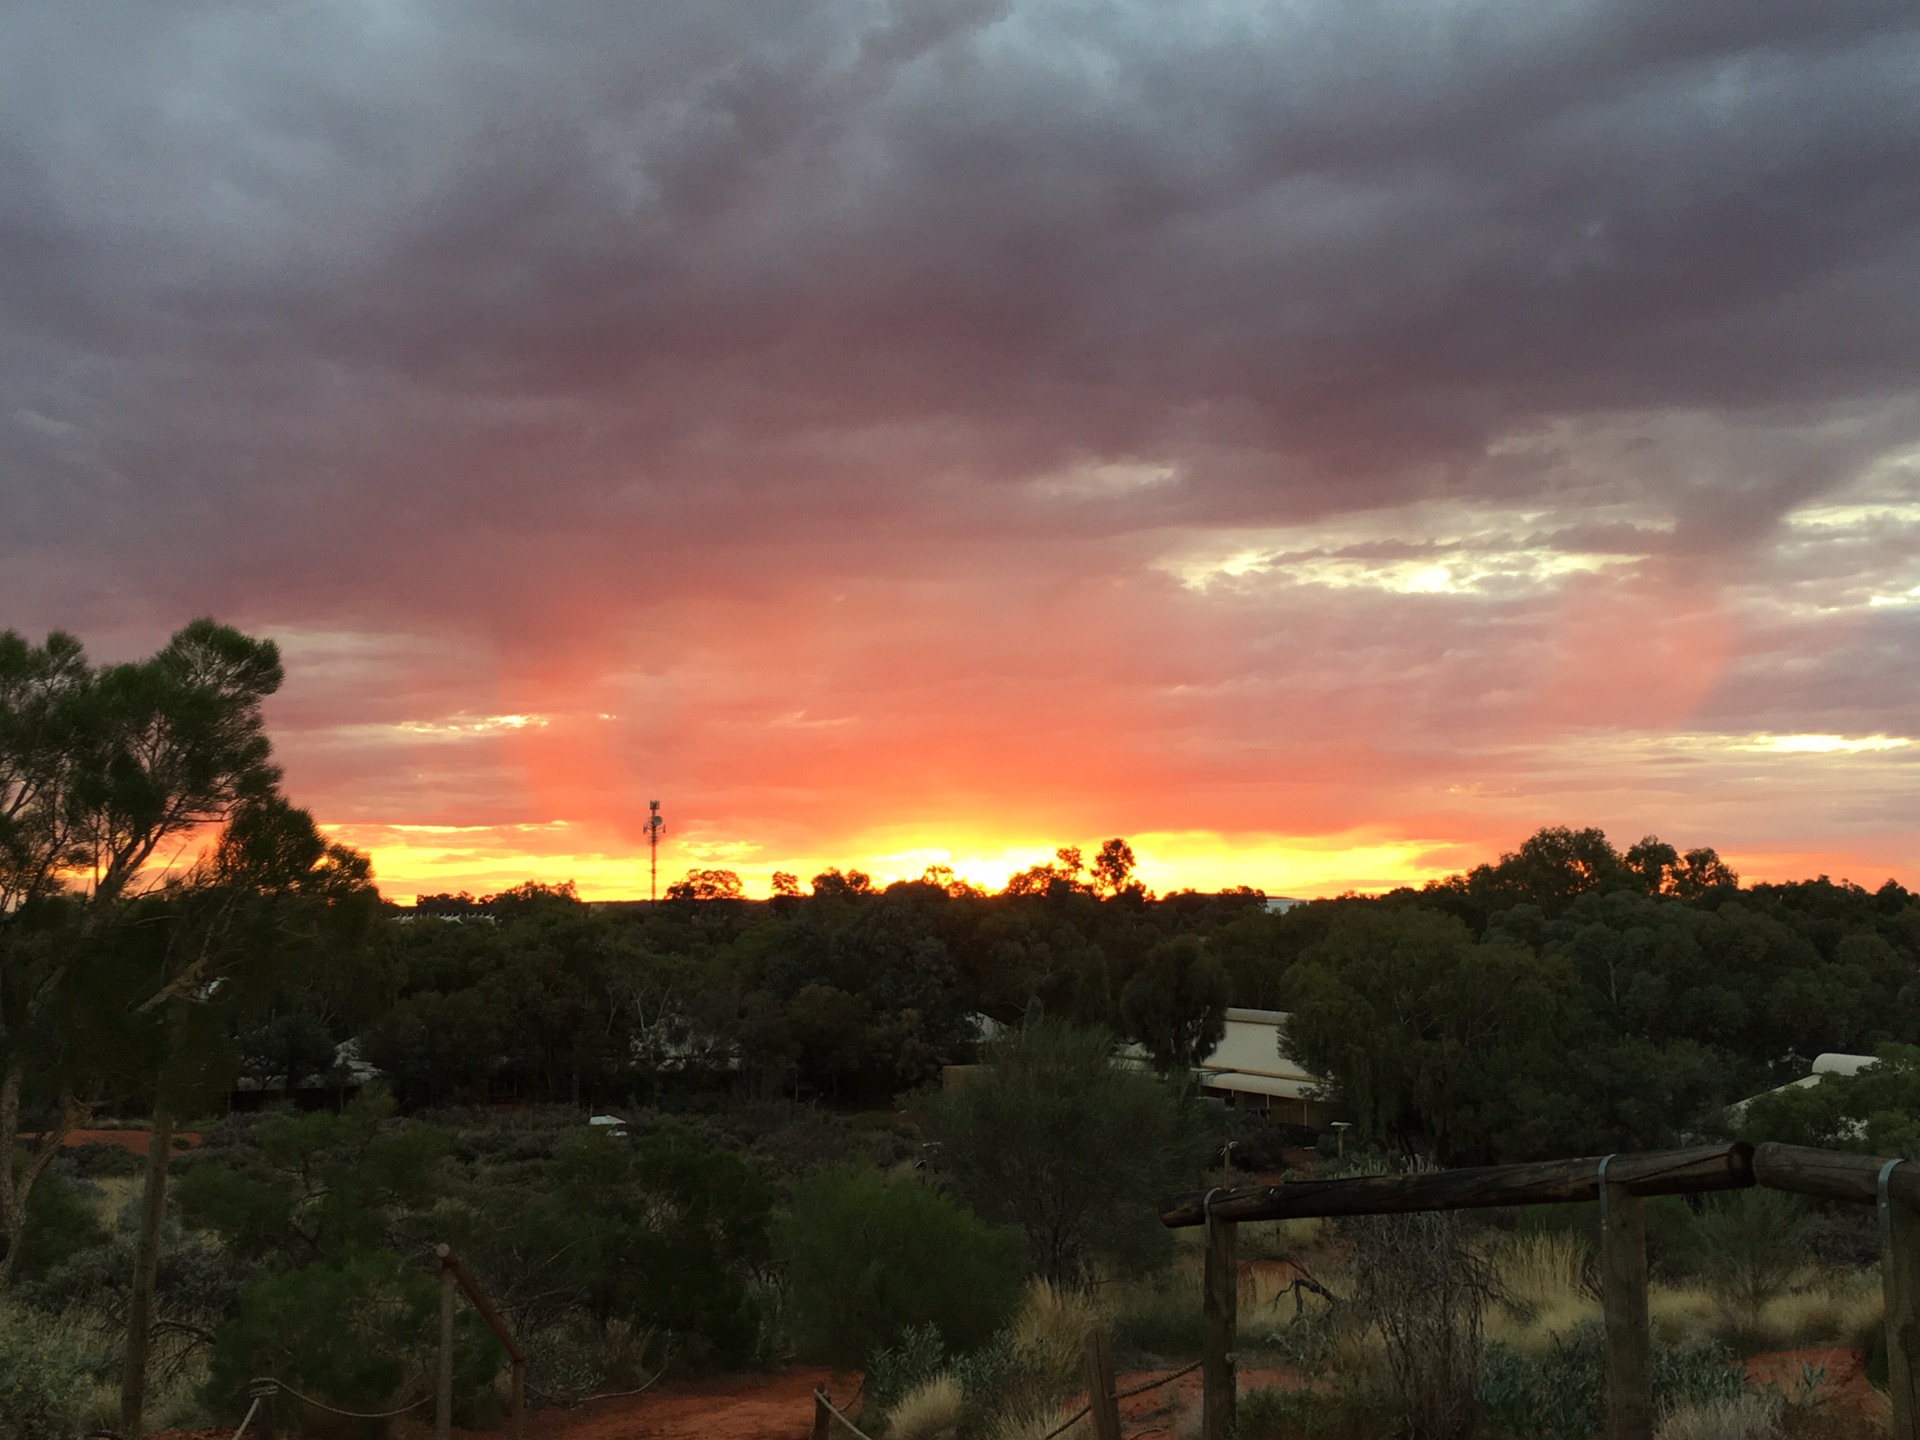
264;1377;435;1419
1039;1359;1203;1440
527;1366;667;1408
814;1385;877;1439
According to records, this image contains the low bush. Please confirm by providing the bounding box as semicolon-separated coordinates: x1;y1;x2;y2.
1481;1323;1747;1440
1234;1386;1393;1440
204;1248;500;1433
776;1166;1023;1366
9;1168;109;1283
0;1306;96;1440
1111;1269;1205;1358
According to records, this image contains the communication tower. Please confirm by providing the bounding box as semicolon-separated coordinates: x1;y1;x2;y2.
644;799;665;904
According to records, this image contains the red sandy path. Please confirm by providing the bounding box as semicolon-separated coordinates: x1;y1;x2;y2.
21;1127;201;1156
506;1369;855;1440
154;1370;855;1440
1746;1346;1885;1427
159;1351;1870;1440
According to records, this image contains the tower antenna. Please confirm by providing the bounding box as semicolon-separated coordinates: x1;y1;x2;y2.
645;799;665;905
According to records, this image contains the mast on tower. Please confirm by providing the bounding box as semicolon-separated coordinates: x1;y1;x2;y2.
645;799;665;905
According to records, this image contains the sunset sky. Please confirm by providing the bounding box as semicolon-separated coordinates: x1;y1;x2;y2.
4;3;1919;902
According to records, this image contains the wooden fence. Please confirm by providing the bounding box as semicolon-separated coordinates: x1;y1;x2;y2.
435;1243;527;1440
1158;1140;1920;1440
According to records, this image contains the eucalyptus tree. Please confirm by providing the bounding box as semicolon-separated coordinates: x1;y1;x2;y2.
0;620;294;1286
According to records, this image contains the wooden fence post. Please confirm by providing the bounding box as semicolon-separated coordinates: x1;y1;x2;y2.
813;1386;834;1440
510;1355;527;1440
1202;1205;1238;1440
1599;1166;1651;1440
437;1254;455;1440
1881;1162;1920;1440
1083;1328;1122;1440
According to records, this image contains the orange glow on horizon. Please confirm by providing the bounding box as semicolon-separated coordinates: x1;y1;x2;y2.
321;819;1918;907
320;819;1479;904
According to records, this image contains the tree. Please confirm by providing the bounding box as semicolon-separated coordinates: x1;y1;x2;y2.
1119;935;1228;1075
1281;906;1580;1163
0;621;288;1292
926;1017;1201;1282
1003;847;1091;898
666;868;744;902
119;796;378;1437
1623;836;1739;899
811;867;873;898
1090;838;1138;897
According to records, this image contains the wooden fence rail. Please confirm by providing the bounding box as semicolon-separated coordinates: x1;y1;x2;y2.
1154;1139;1920;1440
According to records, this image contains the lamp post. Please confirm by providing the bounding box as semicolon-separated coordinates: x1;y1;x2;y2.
644;800;665;905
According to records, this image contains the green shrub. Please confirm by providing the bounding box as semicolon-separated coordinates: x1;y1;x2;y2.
1112;1271;1206;1358
0;1306;95;1440
775;1165;1023;1366
1481;1323;1745;1440
205;1248;499;1432
1686;1190;1809;1343
926;1018;1198;1283
863;1323;948;1416
9;1168;109;1283
1235;1386;1392;1440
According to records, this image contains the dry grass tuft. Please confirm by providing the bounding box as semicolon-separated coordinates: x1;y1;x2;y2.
984;1399;1088;1440
1656;1391;1782;1440
1484;1230;1598;1354
885;1374;965;1440
1651;1274;1881;1353
1010;1280;1108;1385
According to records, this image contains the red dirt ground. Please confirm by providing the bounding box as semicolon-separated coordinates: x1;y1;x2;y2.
152;1350;1880;1440
1746;1346;1886;1428
23;1127;201;1155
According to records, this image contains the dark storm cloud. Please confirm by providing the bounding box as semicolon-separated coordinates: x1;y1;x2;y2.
4;0;1918;599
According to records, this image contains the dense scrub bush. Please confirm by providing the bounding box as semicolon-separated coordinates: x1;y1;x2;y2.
927;1017;1204;1282
204;1247;500;1429
776;1166;1023;1366
0;1306;95;1440
7;1167;108;1283
1480;1323;1746;1440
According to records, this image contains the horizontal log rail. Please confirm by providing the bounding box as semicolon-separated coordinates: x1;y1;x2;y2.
1752;1142;1920;1206
1158;1142;1754;1228
1156;1136;1920;1440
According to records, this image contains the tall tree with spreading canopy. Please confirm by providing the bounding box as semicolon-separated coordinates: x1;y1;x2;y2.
0;621;376;1437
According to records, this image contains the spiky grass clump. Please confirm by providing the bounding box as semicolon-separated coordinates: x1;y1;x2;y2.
1655;1391;1782;1440
1484;1231;1598;1354
885;1374;965;1440
1009;1280;1107;1386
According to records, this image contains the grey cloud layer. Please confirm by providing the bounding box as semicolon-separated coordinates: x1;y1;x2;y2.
2;2;1917;740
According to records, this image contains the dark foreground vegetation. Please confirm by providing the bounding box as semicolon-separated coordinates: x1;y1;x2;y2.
5;622;1919;1438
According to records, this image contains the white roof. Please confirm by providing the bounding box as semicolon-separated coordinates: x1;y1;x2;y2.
1812;1053;1878;1076
1199;1009;1315;1083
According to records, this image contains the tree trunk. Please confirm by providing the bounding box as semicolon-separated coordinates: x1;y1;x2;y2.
0;1059;27;1290
0;1062;82;1293
120;1104;176;1440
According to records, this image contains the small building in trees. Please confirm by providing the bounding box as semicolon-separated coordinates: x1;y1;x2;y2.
1192;1007;1324;1128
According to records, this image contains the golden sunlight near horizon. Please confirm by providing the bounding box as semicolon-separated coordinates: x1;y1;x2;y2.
320;820;1473;903
319;819;1889;906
